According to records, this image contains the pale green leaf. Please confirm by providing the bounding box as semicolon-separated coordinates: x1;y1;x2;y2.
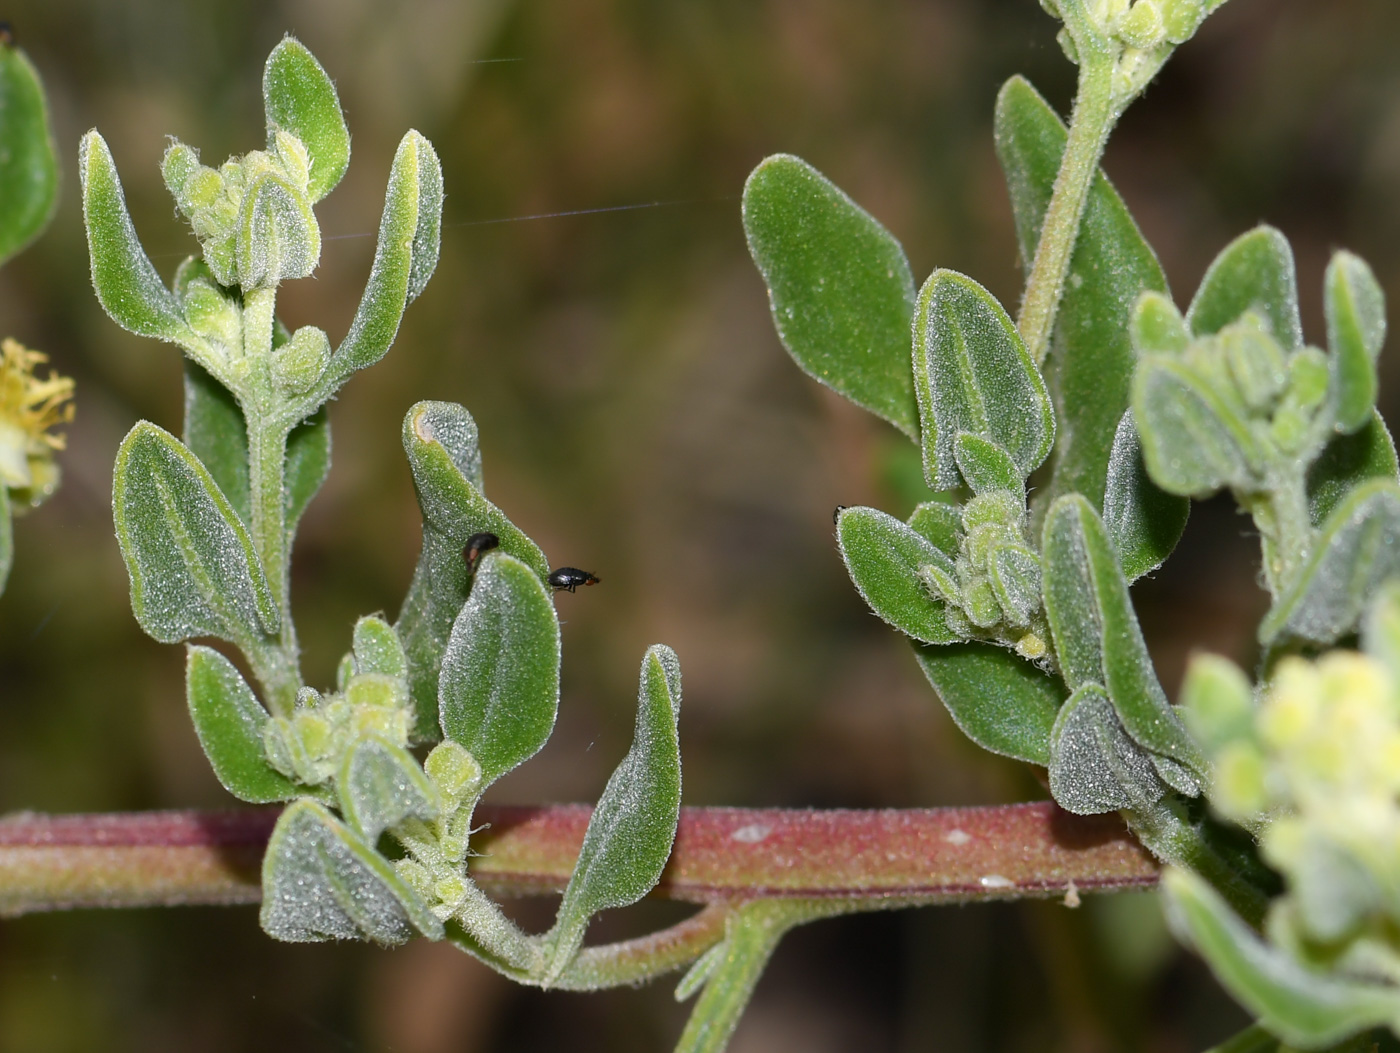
262;37;349;202
742;154;918;437
352;615;408;679
235;172;319;290
914;642;1062;764
260;798;443;944
0;42;58;266
337;735;440;845
914;269;1053;489
1048;683;1165;815
906;499;962;556
837;506;961;645
1187;226;1303;351
1325;250;1386;434
186;644;299;803
113;422;278;645
547;645;682;979
438;552;560;787
952;432;1023;497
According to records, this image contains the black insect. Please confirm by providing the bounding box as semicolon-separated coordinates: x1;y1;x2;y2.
548;567;600;592
0;22;13;47
463;532;500;569
833;505;848;525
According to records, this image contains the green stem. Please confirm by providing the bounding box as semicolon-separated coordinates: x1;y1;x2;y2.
1017;50;1118;366
673;899;844;1053
1260;470;1313;597
241;286;299;711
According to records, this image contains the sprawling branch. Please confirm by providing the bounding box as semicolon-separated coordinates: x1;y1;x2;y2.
0;801;1157;916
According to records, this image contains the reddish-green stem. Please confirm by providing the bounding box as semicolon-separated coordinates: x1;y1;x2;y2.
0;801;1156;917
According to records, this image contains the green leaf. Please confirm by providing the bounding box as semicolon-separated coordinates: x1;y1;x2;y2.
285;407;330;538
113;422;279;645
1325;250;1386;434
1041;495;1205;786
1048;683;1166;815
1163;868;1400;1048
260;798;443;944
837;506;961;645
235;172;319;290
1132;355;1261;497
1261;479;1400;647
952;433;1023;497
337;735;441;845
1102;411;1189;580
352;615;408;679
913;269;1054;489
438;552;560;788
907;500;963;555
547;645;683;979
1130;291;1190;355
262;37;349;202
182;360;251;524
1187;226;1303;351
0;485;11;597
186;645;299;803
989;545;1041;626
323;130;442;389
0;43;58;266
1308;412;1399;526
914;642;1062;764
742;154;918;438
80;132;207;354
397;401;548;738
994;76;1170;516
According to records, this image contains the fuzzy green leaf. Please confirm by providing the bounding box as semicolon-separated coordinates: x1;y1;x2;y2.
260;798;443;944
915;642;1062;764
323;130;442;389
337;735;440;845
438;552;560;787
1102;411;1189;580
235;172;319;290
906;499;963;555
397;401;548;739
742;154;918;438
1164;869;1400;1048
914;269;1053;489
952;433;1023;497
1187;226;1303;351
547;645;682;979
0;485;11;597
837;506;961;645
113;422;279;645
186;645;299;803
352;615;408;679
1308;413;1399;526
1261;479;1400;647
1049;683;1166;816
1130;291;1191;355
995;75;1171;516
1132;355;1260;497
262;37;349;202
1041;494;1205;787
285;407;331;537
182;361;251;524
0;43;58;266
80;132;207;353
1325;251;1386;434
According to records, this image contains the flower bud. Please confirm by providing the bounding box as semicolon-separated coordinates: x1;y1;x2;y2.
425;741;483;800
1117;1;1166;50
272;325;330;395
235;171;320;290
1159;0;1205;44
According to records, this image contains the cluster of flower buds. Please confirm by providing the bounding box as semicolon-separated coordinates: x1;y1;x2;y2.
161;129;320;292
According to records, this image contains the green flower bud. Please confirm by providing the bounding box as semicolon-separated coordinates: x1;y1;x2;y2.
181;278;242;358
1221;313;1287;410
918;561;961;605
345;671;404;709
1117;0;1166;50
235;170;320;290
1286;347;1330;411
1159;0;1205;43
961;491;1023;533
425;741;483;800
962;577;1002;628
271;324;330;395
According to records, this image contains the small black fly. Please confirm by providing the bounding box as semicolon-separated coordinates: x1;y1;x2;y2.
0;22;14;47
463;532;500;569
548;567;600;592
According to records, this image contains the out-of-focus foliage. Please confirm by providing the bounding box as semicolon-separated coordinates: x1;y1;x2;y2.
2;0;1400;1049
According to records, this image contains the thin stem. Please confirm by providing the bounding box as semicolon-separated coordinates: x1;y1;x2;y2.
240;286;299;711
673;899;843;1053
1017;50;1118;366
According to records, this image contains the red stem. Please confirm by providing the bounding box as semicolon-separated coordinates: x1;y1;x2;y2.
0;802;1157;916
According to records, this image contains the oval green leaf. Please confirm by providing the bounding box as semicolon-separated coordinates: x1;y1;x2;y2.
438;552;560;787
262;37;350;202
837;506;962;645
1187;226;1303;351
186;645;299;803
914;269;1053;489
914;642;1062;765
742;154;918;438
1325;250;1385;434
337;735;441;845
0;43;58;266
1048;683;1165;816
1102;410;1189;580
113;422;279;645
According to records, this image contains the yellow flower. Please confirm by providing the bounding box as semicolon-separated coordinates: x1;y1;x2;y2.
0;338;74;508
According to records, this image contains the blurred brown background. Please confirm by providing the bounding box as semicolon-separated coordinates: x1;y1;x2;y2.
0;0;1397;1049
